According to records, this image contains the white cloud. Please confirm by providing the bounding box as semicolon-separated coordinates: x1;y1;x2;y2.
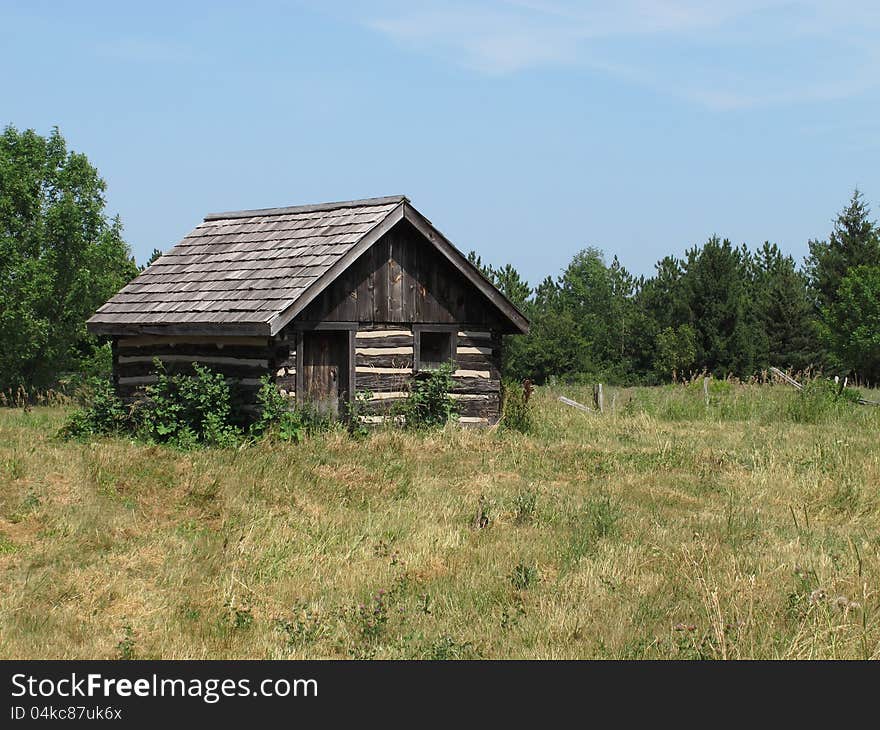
349;0;880;108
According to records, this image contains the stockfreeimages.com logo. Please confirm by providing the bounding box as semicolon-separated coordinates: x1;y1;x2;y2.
11;673;317;704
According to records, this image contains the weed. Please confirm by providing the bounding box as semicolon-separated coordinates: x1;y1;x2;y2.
115;625;136;660
509;561;539;590
513;488;538;525
225;602;253;631
500;380;533;433
355;591;389;641
0;534;18;554
566;494;622;565
274;604;326;650
398;363;457;429
425;635;479;660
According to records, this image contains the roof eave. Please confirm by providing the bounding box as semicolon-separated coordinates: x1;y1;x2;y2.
86;319;272;338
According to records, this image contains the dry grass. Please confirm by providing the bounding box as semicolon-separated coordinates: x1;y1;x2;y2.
1;383;879;659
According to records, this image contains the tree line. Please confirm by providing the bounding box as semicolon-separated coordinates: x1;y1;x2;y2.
472;189;880;386
2;125;879;392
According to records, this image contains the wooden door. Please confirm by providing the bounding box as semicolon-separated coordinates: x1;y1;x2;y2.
301;331;349;417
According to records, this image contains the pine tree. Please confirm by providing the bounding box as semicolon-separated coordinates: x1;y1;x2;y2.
805;189;880;310
752;242;818;371
679;237;757;377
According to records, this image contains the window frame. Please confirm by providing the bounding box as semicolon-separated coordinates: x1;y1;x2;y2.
413;324;458;373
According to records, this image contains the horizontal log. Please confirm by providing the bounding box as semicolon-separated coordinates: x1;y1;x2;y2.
114;343;272;359
118;354;268;368
454;353;500;373
116;361;266;380
457;330;492;339
118;335;269;348
356;354;413;368
356;373;412;392
450;378;500;394
353;334;412;348
118;375;263;387
455;395;500;418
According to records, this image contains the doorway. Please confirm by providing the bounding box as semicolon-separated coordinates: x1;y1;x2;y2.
299;330;351;418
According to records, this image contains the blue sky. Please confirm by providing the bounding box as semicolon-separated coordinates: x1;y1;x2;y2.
3;1;879;283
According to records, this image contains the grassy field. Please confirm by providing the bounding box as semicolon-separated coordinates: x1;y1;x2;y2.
1;382;879;659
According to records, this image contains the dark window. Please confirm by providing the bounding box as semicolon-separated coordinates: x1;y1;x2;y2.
418;331;453;370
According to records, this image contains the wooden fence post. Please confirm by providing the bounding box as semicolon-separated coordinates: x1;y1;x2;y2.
593;383;604;413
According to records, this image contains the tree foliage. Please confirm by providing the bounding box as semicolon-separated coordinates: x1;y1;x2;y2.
805;189;880;310
820;266;880;382
0;125;137;390
476;190;880;386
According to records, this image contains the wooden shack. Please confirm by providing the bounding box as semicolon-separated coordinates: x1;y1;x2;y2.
86;196;529;425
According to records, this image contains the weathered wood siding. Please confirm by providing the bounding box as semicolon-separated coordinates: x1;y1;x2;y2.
113;335;285;406
353;326;502;425
298;220;508;329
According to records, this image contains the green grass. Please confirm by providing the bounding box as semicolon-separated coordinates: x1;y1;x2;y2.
1;382;879;659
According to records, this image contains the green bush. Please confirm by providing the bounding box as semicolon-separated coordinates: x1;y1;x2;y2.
787;377;862;423
500;379;533;433
134;360;242;448
399;362;457;429
59;377;128;439
250;375;336;443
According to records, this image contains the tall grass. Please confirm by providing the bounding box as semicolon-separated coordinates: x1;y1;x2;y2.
1;381;879;659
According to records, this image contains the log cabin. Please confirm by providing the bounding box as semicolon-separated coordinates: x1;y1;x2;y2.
86;195;529;425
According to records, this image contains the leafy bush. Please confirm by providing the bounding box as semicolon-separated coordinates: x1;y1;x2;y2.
399;362;457;429
59;377;128;439
787;377;861;423
250;375;336;443
500;379;533;433
134;360;242;448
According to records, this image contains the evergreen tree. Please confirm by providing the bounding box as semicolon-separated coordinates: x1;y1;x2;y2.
752;242;818;371
805;189;880;310
680;237;757;377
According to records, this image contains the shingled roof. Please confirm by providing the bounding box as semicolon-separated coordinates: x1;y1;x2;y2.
87;195;529;336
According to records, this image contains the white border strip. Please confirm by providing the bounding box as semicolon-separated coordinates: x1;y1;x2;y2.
355;330;412;339
454;369;491;379
356;366;411;374
356;347;413;355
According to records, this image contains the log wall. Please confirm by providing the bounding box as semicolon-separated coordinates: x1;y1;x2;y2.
351;325;501;426
112;335;284;408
